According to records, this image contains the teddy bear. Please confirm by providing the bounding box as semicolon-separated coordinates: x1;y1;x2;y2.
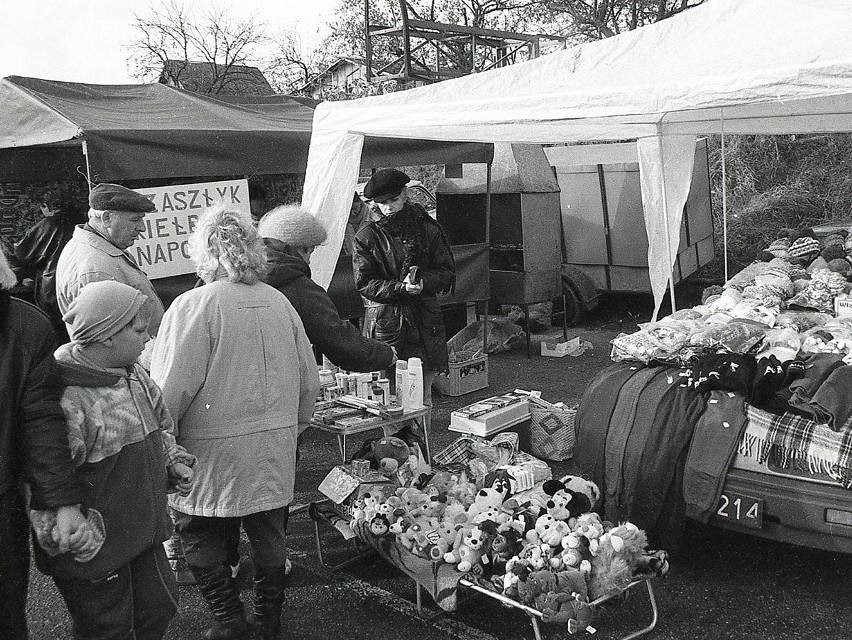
556;531;593;575
516;541;550;571
428;516;466;562
396;486;432;522
364;436;411;474
587;522;649;600
448;476;480;510
440;500;468;527
501;557;533;598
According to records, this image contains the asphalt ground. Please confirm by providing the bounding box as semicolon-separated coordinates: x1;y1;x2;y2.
25;292;852;639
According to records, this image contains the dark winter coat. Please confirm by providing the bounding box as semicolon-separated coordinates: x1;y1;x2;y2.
263;240;394;372
0;291;82;509
352;203;456;372
37;346;176;581
13;211;82;320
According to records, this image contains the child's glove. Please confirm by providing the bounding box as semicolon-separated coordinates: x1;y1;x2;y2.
165;444;197;496
168;461;195;496
29;507;106;562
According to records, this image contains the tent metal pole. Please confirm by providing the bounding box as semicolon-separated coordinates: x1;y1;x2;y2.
720;109;729;283
81;139;94;188
655;125;677;316
482;162;492;353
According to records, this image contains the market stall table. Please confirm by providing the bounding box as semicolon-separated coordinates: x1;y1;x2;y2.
311;405;431;463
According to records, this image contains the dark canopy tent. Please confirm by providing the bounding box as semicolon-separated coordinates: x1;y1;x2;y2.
0;76;315;181
0;76;492;181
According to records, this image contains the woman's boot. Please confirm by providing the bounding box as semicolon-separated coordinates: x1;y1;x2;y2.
251;563;288;639
192;563;252;640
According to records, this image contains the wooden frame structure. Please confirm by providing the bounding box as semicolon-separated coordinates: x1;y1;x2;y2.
364;0;566;85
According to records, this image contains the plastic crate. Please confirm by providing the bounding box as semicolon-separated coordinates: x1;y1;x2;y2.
433;354;489;396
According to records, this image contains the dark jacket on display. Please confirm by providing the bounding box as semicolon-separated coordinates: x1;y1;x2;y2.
352;203;456;373
263;240;394;372
0;292;83;508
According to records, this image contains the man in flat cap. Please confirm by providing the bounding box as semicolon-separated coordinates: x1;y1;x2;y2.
354;168;456;439
56;183;165;338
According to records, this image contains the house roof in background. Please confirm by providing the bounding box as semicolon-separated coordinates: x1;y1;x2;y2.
159;60;274;96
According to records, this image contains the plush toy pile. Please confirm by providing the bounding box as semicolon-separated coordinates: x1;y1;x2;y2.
348;465;669;630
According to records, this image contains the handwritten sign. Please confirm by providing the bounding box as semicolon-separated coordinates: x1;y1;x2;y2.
132;179;250;279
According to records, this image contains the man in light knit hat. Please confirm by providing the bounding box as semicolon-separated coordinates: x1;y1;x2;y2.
43;280;195;640
56;183;165;338
259;204;396;373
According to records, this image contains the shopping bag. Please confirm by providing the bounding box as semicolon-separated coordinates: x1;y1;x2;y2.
528;397;576;462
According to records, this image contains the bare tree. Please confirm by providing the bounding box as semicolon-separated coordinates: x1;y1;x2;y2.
127;1;274;95
265;28;322;93
544;0;707;40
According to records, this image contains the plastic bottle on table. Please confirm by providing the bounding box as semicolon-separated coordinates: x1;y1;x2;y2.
406;357;424;410
395;360;408;406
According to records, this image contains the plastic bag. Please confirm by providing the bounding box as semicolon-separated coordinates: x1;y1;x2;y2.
689;320;768;353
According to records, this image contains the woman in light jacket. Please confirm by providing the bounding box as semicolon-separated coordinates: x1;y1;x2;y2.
150;205;319;640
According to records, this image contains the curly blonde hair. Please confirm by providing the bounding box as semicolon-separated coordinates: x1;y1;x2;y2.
189;205;267;284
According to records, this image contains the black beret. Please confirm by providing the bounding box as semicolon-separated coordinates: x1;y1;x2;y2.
363;169;410;201
89;183;156;214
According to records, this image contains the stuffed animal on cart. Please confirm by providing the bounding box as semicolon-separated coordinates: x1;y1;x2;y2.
539;592;580;625
556;531;593;575
572;512;606;555
352;492;382;524
481;521;525;575
541;475;600;521
526;514;570;548
444;524;489;573
429;517;466;561
587;522;649;600
369;513;392;536
358;436;411;475
501;557;533;598
539;566;591;626
467;485;508;521
517;541;550;571
396;486;432;522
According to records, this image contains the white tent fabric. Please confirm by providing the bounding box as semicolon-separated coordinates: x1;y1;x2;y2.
303;0;852;316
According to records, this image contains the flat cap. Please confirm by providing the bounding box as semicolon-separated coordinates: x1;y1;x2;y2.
89;183;156;214
363;169;410;201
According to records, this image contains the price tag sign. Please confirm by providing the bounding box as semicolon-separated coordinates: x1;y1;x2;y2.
836;297;852;317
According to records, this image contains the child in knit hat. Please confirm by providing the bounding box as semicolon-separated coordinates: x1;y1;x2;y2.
37;280;196;640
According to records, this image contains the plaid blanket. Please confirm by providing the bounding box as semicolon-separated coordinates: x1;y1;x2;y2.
741;405;852;488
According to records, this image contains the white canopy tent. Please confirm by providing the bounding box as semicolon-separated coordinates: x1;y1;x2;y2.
303;0;852;318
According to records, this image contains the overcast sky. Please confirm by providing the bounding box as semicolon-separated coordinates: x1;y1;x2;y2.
0;0;338;84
